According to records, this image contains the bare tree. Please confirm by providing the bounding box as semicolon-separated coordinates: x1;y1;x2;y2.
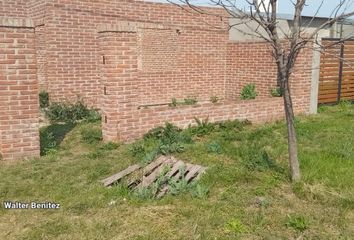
170;0;354;181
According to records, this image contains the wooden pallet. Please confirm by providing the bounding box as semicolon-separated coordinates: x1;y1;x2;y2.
100;156;207;197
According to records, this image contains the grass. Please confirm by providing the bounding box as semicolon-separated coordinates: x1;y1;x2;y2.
0;105;353;239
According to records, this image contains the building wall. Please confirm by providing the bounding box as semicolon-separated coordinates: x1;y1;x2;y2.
0;18;40;161
98;22;314;142
0;0;315;156
0;0;28;18
38;0;227;107
226;41;278;99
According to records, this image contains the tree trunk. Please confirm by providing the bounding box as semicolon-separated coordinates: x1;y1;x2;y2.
282;79;301;182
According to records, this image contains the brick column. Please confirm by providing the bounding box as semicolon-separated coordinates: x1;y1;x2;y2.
98;28;139;142
0;18;40;161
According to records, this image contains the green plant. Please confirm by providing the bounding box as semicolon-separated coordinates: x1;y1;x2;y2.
81;127;103;144
99;142;119;151
45;99;100;123
142;149;159;163
285;215;309;232
191;117;215;137
225;218;247;234
240;83;258;100
243;148;280;172
206;141;222;154
184;97;198;105
39;90;50;109
130;144;146;157
168;167;190;195
133;166;171;199
190;184;209;199
169;98;178;107
210;96;219;103
85;109;102;123
40;131;57;155
270;86;282;97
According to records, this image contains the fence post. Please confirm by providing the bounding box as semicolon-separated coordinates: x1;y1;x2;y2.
337;42;345;103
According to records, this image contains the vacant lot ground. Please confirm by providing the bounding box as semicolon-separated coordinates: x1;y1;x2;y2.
0;104;353;239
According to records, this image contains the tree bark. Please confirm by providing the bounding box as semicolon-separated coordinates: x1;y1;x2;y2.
282;78;301;182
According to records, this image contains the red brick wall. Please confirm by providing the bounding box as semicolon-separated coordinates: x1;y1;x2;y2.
0;0;314;148
0;1;28;18
226;41;278;99
0;19;40;161
98;29;139;141
137;28;228;104
98;22;313;142
32;0;226;106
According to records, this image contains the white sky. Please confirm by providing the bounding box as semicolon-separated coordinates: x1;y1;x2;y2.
148;0;354;18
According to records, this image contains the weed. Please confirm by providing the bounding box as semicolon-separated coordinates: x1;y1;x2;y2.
240;83;258;100
190;117;215;137
169;177;190;195
270;86;282;97
39;90;50;108
210;96;219;103
169;97;178;107
285;215;309;232
81;127;102;144
168;97;198;107
39;123;75;155
243;148;279;172
130;144;146;158
99;142;119;151
142;150;159;163
184;97;198;105
45;99;100;123
225;218;247;234
206;141;222;154
190;184;209;199
40;131;57;155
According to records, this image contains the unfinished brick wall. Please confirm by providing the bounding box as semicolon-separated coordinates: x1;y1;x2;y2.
98;22;314;142
27;0;227;107
0;0;315;148
0;18;40;161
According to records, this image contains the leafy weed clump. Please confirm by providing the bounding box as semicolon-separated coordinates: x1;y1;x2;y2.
240;83;258;100
45;99;101;123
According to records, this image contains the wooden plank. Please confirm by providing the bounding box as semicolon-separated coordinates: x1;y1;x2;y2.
185;165;203;182
143;155;168;176
195;167;207;180
166;160;186;178
101;164;141;187
139;158;176;187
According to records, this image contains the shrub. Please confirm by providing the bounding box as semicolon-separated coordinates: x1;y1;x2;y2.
240;83;258;100
81;127;103;144
210;96;219;103
39;90;50;109
286;215;309;232
270;86;282;97
45;99;100;123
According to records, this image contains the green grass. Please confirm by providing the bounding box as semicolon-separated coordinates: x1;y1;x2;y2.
0;105;353;239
